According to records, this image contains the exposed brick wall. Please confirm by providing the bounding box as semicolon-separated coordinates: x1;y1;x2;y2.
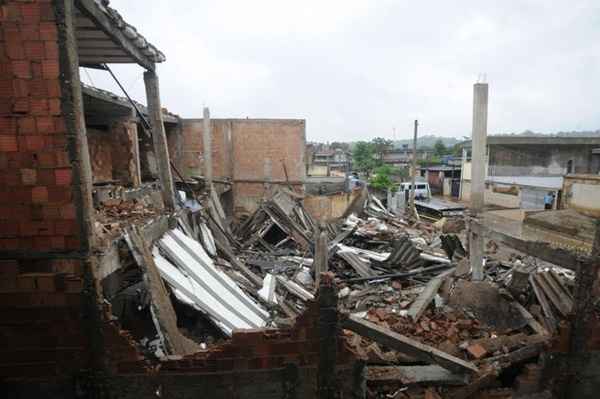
0;0;80;253
179;119;306;216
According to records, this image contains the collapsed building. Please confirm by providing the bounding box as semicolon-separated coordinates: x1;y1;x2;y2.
0;1;599;399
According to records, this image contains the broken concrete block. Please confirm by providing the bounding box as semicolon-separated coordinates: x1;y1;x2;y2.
466;343;488;359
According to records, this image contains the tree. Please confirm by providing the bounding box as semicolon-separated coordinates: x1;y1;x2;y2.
352;141;376;175
371;137;393;164
368;165;407;190
433;139;448;157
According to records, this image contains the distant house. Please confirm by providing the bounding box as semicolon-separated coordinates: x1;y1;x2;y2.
382;145;433;167
306;144;352;177
459;135;600;209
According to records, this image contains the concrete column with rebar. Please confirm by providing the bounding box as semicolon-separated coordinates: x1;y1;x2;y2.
203;107;213;187
470;82;488;281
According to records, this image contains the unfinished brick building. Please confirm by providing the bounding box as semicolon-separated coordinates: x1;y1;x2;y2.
0;1;358;398
174;118;306;218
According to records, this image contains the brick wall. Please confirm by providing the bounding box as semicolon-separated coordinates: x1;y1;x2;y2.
0;0;80;253
179;118;306;216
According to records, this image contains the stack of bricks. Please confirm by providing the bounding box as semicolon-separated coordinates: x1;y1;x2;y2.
0;0;80;253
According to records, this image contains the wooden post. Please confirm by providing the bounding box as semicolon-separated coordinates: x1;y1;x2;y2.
144;68;176;211
318;273;338;399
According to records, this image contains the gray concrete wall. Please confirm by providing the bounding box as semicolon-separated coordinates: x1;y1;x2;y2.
489;144;599;176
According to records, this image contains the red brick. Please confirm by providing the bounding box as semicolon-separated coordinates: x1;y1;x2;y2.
2;170;20;186
466;343;487;359
0;80;13;98
0;98;12;114
6;40;25;60
0;238;19;251
12;97;29;113
41;60;59;79
37;151;55;168
20;221;54;237
39;23;58;41
59;204;76;219
40;3;55;22
1;4;22;22
55;220;77;236
36;116;54;134
11;60;31;78
37;169;55;185
0;117;17;134
24;135;45;151
53;117;66;134
65;236;80;250
48;98;60;115
29;79;48;97
0;221;19;238
12;79;29;97
32;236;52;251
54;150;70;167
17;117;36;134
0;135;17;152
20;24;40;41
31;186;48;203
30;62;42;78
54;168;71;186
47;186;71;203
21;168;36;185
30;98;48;115
46;80;61;97
21;3;41;24
44;41;58;60
42;205;61;219
0;153;7;169
24;41;44;60
50;236;65;250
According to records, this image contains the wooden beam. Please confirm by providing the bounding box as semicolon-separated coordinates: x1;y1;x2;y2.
77;48;129;57
407;267;455;321
342;314;479;374
512;302;549;336
79;56;136;64
75;0;156;70
367;365;468;386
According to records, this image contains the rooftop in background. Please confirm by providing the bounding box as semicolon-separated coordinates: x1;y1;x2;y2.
75;0;165;70
461;135;600;148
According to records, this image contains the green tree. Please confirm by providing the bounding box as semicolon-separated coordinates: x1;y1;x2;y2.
352;141;376;175
433;139;448;157
368;165;407;190
371;137;393;164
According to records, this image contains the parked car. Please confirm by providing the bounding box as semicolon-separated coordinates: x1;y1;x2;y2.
398;182;431;200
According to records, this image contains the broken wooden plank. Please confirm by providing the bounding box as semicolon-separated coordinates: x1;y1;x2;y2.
539;271;573;313
512;302;549;336
336;249;376;278
125;227;198;356
534;273;571;317
481;334;547;369
407;267;455;321
367;365;468;386
342;314;479;374
529;275;558;334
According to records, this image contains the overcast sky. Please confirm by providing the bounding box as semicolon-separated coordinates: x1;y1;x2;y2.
83;0;600;142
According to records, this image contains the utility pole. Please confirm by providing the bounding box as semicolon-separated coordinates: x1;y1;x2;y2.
409;120;419;219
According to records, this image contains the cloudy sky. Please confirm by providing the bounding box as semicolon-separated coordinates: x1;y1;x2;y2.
84;0;600;142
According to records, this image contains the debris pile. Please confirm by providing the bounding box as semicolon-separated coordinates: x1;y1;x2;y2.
105;185;575;398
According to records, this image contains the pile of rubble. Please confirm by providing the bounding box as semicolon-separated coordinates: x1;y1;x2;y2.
110;185;574;397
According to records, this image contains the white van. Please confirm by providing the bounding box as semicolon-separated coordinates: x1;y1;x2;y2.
398;182;431;200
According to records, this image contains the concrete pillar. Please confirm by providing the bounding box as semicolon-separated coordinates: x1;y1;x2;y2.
314;227;329;288
470;83;488;211
143;69;176;211
409;120;418;217
470;83;488;281
203;107;213;187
